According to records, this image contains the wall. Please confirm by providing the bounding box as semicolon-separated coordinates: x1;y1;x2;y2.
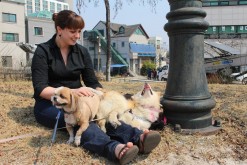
27;17;55;45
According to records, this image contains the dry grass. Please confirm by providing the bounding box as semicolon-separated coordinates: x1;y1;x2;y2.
0;80;246;165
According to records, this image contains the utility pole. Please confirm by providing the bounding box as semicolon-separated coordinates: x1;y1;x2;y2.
97;36;101;72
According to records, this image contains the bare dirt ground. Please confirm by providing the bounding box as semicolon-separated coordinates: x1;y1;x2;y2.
0;80;246;165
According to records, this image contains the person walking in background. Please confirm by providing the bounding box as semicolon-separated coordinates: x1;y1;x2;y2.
31;10;161;165
147;68;152;80
153;69;157;80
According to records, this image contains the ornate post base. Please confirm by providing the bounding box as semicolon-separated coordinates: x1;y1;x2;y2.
161;0;220;134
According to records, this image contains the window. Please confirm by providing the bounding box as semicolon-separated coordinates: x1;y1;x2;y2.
210;1;219;6
222;26;225;32
35;0;40;12
220;1;229;6
1;56;12;67
50;2;55;13
64;5;68;10
57;4;62;12
43;0;48;11
239;0;247;5
213;26;217;32
2;13;16;23
202;1;211;6
112;42;116;47
34;27;43;35
203;0;246;6
2;33;19;42
121;42;125;47
27;0;33;14
119;26;125;34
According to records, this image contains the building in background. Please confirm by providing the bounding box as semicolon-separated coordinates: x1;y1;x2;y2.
0;0;26;70
25;0;72;16
148;36;168;68
202;0;247;75
0;0;74;70
83;21;161;75
203;0;247;53
23;0;75;67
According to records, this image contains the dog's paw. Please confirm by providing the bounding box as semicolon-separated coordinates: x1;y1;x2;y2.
74;136;81;146
67;136;74;144
100;126;107;133
110;120;121;128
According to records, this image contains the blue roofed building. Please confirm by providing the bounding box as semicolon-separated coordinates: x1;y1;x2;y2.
130;43;156;57
83;21;159;75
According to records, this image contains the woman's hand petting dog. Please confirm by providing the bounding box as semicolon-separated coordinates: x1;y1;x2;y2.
72;87;96;97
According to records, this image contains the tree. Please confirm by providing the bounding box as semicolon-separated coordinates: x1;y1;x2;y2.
104;0;111;81
76;0;160;81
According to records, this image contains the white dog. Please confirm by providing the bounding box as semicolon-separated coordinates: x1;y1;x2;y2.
96;83;161;132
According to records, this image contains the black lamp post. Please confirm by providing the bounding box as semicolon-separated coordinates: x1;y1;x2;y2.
161;0;220;134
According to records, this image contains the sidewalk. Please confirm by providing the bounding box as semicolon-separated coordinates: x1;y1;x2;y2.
111;76;164;83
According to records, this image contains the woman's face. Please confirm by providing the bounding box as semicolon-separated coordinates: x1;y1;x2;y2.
59;27;81;46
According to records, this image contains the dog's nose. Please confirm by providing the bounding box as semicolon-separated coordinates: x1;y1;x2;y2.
53;97;57;101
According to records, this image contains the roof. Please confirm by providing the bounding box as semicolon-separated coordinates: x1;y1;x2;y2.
130;43;156;57
28;10;53;19
16;42;37;54
204;41;240;55
96;21;149;38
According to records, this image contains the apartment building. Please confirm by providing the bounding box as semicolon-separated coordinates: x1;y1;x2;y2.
0;0;74;70
25;0;72;15
0;0;26;70
203;0;247;53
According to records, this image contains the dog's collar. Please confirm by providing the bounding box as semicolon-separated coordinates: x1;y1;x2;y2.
66;122;76;127
128;109;152;123
62;108;77;114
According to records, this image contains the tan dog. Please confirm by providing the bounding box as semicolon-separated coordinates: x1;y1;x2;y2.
51;86;103;146
96;83;161;132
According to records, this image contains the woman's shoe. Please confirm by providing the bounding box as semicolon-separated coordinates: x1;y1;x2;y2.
139;131;161;154
118;144;139;165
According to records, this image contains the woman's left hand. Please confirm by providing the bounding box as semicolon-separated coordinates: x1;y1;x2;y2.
73;87;94;97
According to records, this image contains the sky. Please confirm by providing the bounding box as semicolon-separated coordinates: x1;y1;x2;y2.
73;0;170;49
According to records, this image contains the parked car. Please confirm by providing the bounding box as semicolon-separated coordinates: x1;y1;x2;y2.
158;64;169;81
231;72;247;84
236;73;247;84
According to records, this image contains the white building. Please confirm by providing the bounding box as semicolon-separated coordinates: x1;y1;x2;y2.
83;21;157;74
0;0;27;70
0;0;74;70
148;36;168;68
25;0;72;16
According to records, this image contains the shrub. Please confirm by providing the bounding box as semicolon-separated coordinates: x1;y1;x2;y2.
140;61;156;76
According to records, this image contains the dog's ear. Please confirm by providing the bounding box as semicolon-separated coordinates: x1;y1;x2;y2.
71;91;78;110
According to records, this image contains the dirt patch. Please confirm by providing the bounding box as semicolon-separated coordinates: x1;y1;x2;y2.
0;80;246;164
